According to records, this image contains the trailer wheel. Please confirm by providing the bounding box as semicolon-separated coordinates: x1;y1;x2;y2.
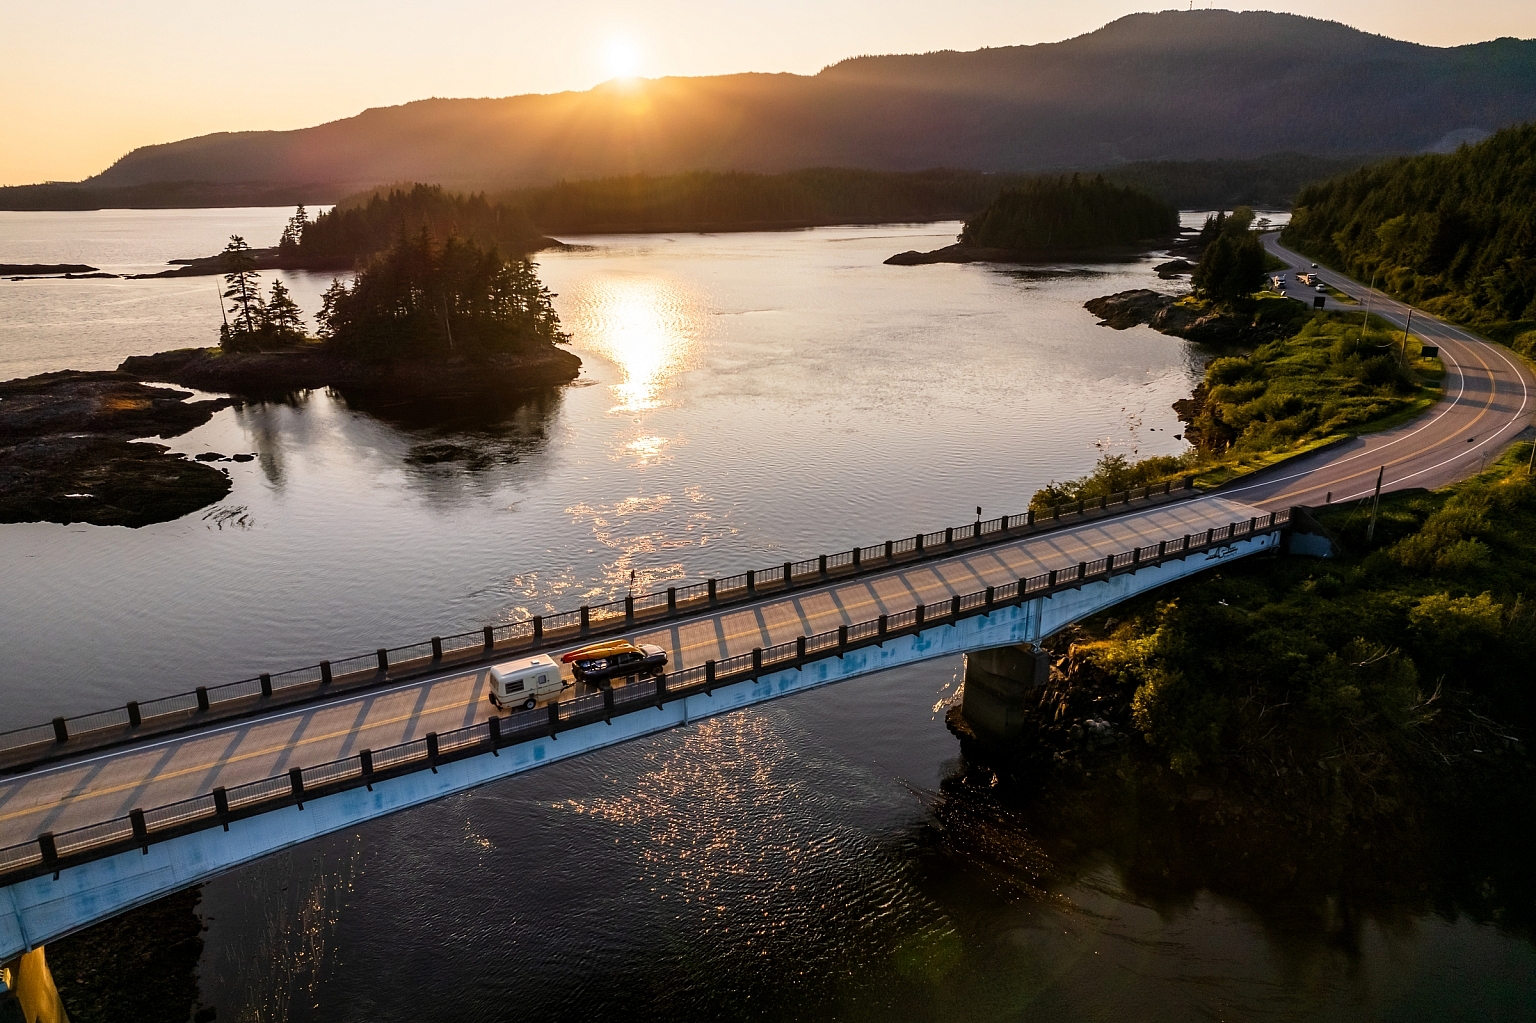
524;696;537;710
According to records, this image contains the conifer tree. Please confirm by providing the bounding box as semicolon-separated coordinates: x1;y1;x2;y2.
264;278;305;339
220;235;264;343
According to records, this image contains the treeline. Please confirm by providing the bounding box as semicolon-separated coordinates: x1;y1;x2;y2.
1103;153;1371;211
493;168;1031;233
1282;123;1536;330
293;184;542;263
959;175;1177;251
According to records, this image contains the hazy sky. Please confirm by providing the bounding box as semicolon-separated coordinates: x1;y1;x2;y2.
3;1;1533;186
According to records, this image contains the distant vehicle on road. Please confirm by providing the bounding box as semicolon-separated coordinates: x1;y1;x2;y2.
561;640;668;686
488;655;568;710
1310;262;1318;268
1316;284;1327;292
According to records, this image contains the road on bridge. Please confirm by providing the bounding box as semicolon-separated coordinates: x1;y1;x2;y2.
1;237;1531;861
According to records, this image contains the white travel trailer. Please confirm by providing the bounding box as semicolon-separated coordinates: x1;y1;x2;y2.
487;655;567;710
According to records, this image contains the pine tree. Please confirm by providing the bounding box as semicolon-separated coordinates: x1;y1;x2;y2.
317;278;347;340
264;278;305;339
220;235;264;345
278;205;310;257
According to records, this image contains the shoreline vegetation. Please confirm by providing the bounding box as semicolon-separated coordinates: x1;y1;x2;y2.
1068;209;1442;500
952;445;1536;862
886;175;1178;265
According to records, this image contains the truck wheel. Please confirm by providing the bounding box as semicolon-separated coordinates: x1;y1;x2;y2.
524;696;537;710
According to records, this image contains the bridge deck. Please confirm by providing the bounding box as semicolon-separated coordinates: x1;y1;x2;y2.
0;494;1264;852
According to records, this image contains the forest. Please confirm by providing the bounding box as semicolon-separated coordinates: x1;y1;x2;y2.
1282;123;1536;341
958;175;1177;252
292;185;544;264
315;231;567;359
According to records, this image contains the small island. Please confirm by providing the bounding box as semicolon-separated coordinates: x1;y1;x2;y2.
886;175;1179;265
1;226;581;527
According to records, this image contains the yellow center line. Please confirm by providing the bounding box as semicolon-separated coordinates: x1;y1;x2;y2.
4;505;1245;832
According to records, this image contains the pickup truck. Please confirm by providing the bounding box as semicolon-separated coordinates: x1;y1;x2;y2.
561;640;668;686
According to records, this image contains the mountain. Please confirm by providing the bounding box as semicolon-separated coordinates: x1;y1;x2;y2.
13;11;1536;206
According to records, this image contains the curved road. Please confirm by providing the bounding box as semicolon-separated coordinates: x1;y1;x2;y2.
1;238;1532;870
1231;235;1534;510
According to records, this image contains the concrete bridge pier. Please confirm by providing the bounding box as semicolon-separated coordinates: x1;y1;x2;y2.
1;949;68;1023
958;643;1051;745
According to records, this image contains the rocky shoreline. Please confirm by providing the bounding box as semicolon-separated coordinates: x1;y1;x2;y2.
120;344;583;398
884;241;1161;266
1084;288;1308;346
0;371;233;527
1;344;583;527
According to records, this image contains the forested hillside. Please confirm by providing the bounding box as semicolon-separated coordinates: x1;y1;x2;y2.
1283;124;1536;336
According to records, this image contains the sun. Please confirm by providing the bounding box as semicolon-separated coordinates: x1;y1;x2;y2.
604;36;642;81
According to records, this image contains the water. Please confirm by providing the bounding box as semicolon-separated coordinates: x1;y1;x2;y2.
2;210;1531;1021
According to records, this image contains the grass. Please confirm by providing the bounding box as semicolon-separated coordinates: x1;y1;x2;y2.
1033;308;1443;507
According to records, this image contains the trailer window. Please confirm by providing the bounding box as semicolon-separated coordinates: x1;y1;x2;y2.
506;677;524;693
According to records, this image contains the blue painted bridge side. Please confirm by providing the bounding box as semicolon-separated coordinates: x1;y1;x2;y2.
0;531;1279;959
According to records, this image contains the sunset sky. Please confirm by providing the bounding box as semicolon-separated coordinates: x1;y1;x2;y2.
3;0;1534;187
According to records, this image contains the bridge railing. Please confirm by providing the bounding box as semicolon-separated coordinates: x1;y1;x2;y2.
0;477;1204;771
0;510;1289;888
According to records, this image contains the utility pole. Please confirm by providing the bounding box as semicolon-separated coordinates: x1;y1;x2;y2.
1359;269;1378;341
1366;465;1384;543
1400;307;1414;369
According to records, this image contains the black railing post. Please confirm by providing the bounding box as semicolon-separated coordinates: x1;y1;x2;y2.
1047;569;1058;588
52;716;67;744
655;673;667;707
1026;510;1035;527
884;540;894;560
533;615;543;642
360;748;375;788
377;648;389;673
1133;547;1142;567
487;718;501;756
548;701;560;738
602;688;615;722
130;808;148;853
319;661;332;686
289;767;305;808
1205;527;1215;545
483;626;494;651
747;570;756;595
818;554;828;576
945;526;953;545
196;686;210;712
1158;540;1167;560
1249;516;1258;534
1077;500;1085;515
853;547;861;569
916;533;924;554
796;636;807;660
667;587;677;613
580;606;590;632
625;595;634;622
838;625;848;652
1099;495;1108;510
432;637;443;660
708;579;718;602
126;701;141;728
259;672;272;697
752;648;763;675
705;660;716;693
213;786;230;831
1077;562;1086;582
38;832;58;873
984;586;994;610
782;561;793;591
878;613;888;640
426;731;440;772
950;594;961;621
915;603;925;627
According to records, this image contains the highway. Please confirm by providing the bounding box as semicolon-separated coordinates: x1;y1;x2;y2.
1;237;1531;863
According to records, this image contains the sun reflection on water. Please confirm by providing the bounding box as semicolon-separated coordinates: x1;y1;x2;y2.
566;271;703;413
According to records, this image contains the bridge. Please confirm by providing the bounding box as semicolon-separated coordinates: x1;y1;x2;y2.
1;236;1531;972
